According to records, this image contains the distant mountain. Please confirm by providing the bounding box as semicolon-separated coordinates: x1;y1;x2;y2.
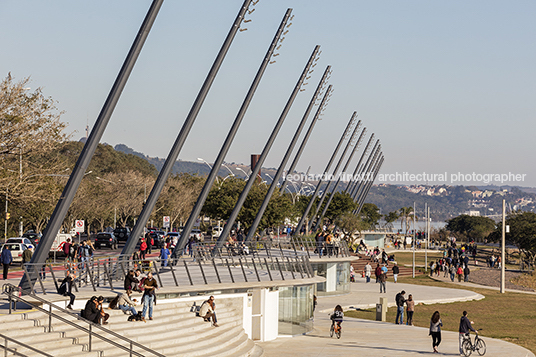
113;144;278;179
112;144;536;221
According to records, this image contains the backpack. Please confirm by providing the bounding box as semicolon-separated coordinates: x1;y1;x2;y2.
109;295;120;310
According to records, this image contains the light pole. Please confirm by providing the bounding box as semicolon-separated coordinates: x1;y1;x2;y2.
236;167;250;180
198;158;219;183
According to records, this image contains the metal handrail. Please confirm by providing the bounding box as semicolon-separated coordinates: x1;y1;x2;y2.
2;283;165;357
0;333;53;357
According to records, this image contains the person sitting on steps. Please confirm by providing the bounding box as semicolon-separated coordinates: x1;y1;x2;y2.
200;296;219;327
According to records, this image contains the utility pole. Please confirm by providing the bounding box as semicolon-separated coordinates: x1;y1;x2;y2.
412;201;416;278
501;199;506;293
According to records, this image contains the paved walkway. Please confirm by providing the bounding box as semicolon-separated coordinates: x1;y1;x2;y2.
258;280;535;357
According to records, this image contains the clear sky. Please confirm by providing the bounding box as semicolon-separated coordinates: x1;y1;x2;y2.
2;1;535;187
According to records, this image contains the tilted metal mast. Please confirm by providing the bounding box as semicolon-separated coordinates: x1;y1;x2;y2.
279;67;332;193
306;114;360;232
355;155;384;214
312;125;367;231
214;61;329;250
351;144;381;205
349;140;380;199
345;133;374;193
20;0;164;290
244;50;324;241
122;0;254;258
293;115;356;236
173;9;294;254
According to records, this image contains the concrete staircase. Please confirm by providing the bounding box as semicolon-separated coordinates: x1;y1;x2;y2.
0;297;263;357
350;253;423;278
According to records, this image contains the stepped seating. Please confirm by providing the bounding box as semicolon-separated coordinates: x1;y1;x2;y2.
0;297;263;357
350;253;423;278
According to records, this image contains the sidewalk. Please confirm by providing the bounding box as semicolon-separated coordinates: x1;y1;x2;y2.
258;280;535;357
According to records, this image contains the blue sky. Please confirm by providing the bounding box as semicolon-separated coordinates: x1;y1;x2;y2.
2;0;535;186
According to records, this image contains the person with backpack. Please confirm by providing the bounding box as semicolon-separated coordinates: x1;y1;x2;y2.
58;271;76;309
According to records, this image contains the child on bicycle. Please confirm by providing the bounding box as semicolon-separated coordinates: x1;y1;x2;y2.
330;305;344;331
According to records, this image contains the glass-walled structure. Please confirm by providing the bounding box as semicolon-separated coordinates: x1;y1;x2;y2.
278;284;314;335
312;261;350;296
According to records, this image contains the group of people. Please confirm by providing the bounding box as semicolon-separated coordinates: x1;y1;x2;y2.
314;230;342;258
391;290;478;355
122;269;158;322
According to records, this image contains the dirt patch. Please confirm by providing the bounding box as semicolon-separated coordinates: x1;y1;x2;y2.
468;267;535;292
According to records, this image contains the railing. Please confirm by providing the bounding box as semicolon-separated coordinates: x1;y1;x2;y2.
0;333;53;357
2;283;165;357
19;240;325;294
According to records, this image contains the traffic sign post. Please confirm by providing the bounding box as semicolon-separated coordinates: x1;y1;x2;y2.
75;220;85;233
163;216;170;229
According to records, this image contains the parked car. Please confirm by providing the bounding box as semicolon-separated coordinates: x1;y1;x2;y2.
6;237;35;250
22;230;41;246
113;227;130;242
0;243;30;265
94;232;118;249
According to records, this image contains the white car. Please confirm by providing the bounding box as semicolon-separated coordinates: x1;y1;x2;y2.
6;237;35;250
0;243;30;265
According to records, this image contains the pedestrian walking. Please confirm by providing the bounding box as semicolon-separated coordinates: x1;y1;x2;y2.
160;246;170;267
429;311;443;353
392;262;399;283
374;263;381;283
1;246;13;280
379;269;387;293
463;265;470;282
365;262;372;283
140;239;147;260
406;294;414;326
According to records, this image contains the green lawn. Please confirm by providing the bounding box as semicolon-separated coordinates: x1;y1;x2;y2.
345;274;536;354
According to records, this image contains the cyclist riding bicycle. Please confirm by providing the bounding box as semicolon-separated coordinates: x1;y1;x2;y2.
330;305;344;332
458;310;477;355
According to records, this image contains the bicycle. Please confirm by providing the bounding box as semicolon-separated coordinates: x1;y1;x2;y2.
329;321;342;339
462;329;486;356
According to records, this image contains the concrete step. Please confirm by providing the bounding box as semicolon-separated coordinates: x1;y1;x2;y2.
1;296;258;357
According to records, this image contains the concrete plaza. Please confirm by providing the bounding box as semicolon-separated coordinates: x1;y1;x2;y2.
259;279;535;357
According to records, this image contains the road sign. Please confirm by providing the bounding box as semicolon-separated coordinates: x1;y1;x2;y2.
163;216;170;228
75;220;85;233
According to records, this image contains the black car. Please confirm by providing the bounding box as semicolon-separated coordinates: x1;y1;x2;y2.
22;230;41;246
113;227;130;242
95;232;118;249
